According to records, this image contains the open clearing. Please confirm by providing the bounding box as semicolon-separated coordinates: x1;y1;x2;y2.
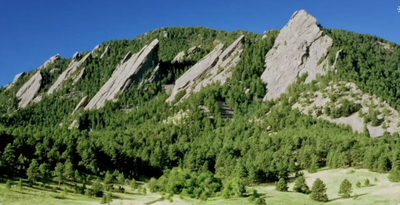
1;168;399;205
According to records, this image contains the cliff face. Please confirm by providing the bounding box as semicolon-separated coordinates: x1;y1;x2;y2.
166;35;245;103
5;72;25;90
47;52;92;95
16;72;42;108
15;54;61;108
261;10;333;100
85;39;160;110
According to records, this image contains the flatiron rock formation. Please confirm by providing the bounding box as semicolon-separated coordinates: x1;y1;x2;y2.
47;52;92;95
166;35;244;103
261;10;333;100
16;72;42;108
6;72;25;90
85;39;160;110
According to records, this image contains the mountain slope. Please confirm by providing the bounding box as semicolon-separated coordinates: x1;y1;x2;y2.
1;9;400;203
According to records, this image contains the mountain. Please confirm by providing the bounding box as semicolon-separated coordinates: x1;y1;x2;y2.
1;9;400;202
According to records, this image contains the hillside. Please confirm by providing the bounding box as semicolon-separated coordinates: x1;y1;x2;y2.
1;9;400;204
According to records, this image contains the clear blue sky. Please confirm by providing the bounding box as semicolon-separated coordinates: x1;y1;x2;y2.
0;0;399;86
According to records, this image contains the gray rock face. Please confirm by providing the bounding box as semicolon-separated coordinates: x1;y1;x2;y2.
92;45;101;52
166;35;245;103
72;96;89;114
40;54;61;69
6;72;25;90
47;52;92;95
172;45;201;63
100;44;111;58
85;39;160;110
261;10;333;100
16;72;42;108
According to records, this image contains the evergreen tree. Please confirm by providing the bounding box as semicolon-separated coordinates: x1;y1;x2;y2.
39;163;50;182
17;179;23;190
310;178;328;202
6;180;12;190
26;159;40;183
63;161;75;181
356;181;361;188
275;178;288;192
53;162;64;187
338;179;352;198
293;176;310;194
364;179;370;187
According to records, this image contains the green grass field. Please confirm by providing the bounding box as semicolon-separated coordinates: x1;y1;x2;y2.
1;168;399;205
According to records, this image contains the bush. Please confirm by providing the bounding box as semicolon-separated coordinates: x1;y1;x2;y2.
275;178;288;192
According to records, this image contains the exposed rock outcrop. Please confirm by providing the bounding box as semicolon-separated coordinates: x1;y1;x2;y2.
6;72;25;90
40;54;61;69
72;96;89;114
261;10;333;100
47;52;92;95
172;45;201;63
16;72;42;108
85;39;160;110
293;81;400;137
100;44;111;58
166;35;245;103
92;45;101;53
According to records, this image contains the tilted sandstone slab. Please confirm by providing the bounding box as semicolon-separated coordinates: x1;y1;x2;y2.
85;39;160;110
166;35;245;103
100;44;111;58
6;72;25;90
40;54;61;70
16;72;42;108
47;52;92;95
172;45;201;63
261;10;333;100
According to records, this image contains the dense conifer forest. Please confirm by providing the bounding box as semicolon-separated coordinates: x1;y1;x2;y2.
1;26;400;201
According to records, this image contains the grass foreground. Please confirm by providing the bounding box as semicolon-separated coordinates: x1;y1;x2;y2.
1;168;399;205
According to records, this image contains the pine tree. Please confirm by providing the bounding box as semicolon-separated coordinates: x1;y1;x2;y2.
310;178;328;202
356;181;361;188
18;179;23;190
27;159;40;183
6;180;12;190
338;179;352;198
293;176;310;194
275;178;288;192
364;179;370;187
53;162;64;187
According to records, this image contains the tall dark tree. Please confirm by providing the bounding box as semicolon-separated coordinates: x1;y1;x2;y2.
310;178;328;202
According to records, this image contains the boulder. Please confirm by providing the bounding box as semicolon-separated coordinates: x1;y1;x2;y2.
261;10;333;100
50;68;60;74
166;35;245;103
16;72;42;108
47;52;92;95
85;39;160;110
172;51;186;63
